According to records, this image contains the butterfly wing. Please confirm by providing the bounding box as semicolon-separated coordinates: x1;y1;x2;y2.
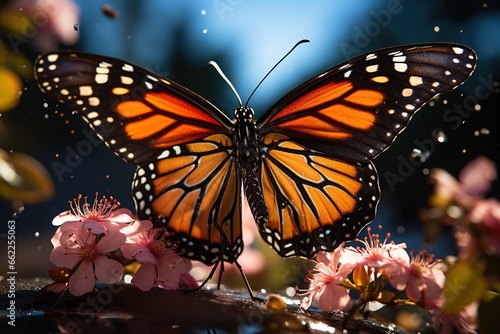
35;51;232;164
257;44;476;256
133;134;242;264
259;44;477;162
34;51;242;264
260;134;379;257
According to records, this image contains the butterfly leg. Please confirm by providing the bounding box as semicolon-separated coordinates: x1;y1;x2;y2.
210;218;264;301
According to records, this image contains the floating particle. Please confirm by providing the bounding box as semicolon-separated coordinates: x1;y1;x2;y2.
201;9;207;15
474;104;481;111
474;128;490;136
432;129;447;143
410;148;431;163
202;28;208;34
102;4;119;18
434;26;440;32
73;24;79;31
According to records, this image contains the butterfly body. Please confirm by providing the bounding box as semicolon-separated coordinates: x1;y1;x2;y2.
35;43;476;265
232;106;269;230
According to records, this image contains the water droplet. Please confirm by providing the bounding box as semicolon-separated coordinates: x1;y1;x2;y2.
432;129;447;143
474;104;481;111
410;148;431;163
202;28;208;34
442;99;448;105
34;232;40;238
73;24;79;31
434;26;440;32
474;128;490;136
43;102;48;108
201;9;207;15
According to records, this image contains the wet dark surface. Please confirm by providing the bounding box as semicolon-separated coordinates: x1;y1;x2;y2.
0;278;409;333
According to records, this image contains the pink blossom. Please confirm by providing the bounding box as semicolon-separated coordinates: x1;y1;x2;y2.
6;0;80;52
470;199;500;254
431;156;496;208
385;250;445;310
49;225;125;296
431;302;478;334
121;228;197;291
343;227;406;270
53;193;149;234
301;246;353;312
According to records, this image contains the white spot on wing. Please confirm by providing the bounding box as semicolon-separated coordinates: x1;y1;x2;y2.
394;63;408;72
122;64;134;72
79;86;93;96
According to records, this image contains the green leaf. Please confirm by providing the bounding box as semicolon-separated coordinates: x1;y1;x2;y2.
443;260;487;313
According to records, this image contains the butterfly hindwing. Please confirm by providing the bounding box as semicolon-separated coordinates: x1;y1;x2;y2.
133;134;242;264
259;134;379;257
35;51;232;165
259;44;477;163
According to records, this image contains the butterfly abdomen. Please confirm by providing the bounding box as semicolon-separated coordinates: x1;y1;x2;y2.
233;107;269;228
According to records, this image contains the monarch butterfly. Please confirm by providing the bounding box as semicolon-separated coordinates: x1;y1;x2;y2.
34;43;476;266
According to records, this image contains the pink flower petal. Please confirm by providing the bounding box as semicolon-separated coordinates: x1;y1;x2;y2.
52;211;78;226
49;246;82;268
96;231;126;253
94;257;123;283
157;261;181;290
83;219;107;234
318;284;350;312
69;261;95;296
109;208;136;223
179;272;199;289
51;221;82;247
120;220;153;237
135;251;158;265
131;262;156;291
459;156;496;197
121;243;151;260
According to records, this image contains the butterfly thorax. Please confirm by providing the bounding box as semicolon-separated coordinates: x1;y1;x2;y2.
233;106;269;229
233;107;261;170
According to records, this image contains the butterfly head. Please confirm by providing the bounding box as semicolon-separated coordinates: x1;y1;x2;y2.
234;106;255;123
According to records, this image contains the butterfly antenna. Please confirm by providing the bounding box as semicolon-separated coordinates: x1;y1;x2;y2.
209;61;243;106
245;38;310;107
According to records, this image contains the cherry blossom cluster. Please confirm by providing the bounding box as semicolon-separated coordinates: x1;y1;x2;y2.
299;227;475;333
47;193;198;296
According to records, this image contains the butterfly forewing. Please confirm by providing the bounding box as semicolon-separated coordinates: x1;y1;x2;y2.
259;44;477;162
34;51;232;165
